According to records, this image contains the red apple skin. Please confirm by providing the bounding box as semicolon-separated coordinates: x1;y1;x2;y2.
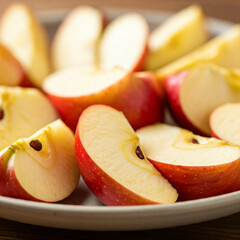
75;107;159;206
210;129;220;139
0;155;39;201
0;43;33;87
149;158;240;201
46;72;163;131
132;44;149;72
164;71;208;136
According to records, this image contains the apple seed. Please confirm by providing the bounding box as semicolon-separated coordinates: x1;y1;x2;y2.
0;108;4;120
135;146;145;159
191;138;199;144
30;139;42;151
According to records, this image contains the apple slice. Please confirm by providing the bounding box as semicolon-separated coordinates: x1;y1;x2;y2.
52;5;105;71
43;66;163;131
0;86;58;151
0;2;51;87
210;103;240;145
75;105;178;205
136;123;240;201
98;13;149;71
0;43;31;86
145;5;208;71
0;119;79;202
157;25;240;80
164;63;240;136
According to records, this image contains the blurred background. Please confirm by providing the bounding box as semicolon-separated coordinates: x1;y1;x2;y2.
1;0;240;22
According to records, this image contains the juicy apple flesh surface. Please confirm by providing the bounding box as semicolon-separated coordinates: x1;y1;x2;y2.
177;64;240;135
44;67;127;97
0;87;58;151
99;13;148;71
76;105;178;205
137;124;240;200
0;120;79;202
210;103;240;145
52;6;104;70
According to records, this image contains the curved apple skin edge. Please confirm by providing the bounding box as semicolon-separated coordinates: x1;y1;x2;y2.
98;13;149;72
0;120;79;202
133;45;149;72
209;109;224;140
164;70;208;136
75;106;162;206
46;72;163;131
0;2;51;88
0;43;33;87
148;158;240;201
0;147;38;201
52;5;108;71
75;136;161;205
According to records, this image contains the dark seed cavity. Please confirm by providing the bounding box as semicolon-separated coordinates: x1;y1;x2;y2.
0;108;4;120
135;146;145;159
191;138;199;144
30;139;42;151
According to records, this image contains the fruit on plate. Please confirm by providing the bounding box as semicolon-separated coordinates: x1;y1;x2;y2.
210;103;240;145
157;25;240;80
136;123;240;200
164;63;240;136
52;5;105;71
75;104;178;205
0;86;58;151
43;66;163;131
0;43;31;86
0;119;79;202
98;13;149;71
0;2;51;87
145;5;208;71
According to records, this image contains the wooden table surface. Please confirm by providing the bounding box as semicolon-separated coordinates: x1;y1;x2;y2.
1;0;240;239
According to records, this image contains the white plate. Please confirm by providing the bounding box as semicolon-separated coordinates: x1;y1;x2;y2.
0;8;237;231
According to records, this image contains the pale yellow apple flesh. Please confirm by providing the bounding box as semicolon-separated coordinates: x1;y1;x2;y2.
99;13;148;71
137;123;240;166
43;66;128;97
79;105;178;204
9;120;79;202
145;5;208;70
210;103;240;145
52;6;104;70
179;64;240;135
0;86;58;151
157;25;240;79
0;3;50;87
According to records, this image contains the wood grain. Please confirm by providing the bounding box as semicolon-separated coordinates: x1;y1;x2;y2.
0;0;240;22
0;1;240;239
1;212;240;240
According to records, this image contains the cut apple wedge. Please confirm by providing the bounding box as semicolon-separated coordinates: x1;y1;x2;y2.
0;2;51;87
145;5;208;71
0;86;58;151
43;66;163;131
137;123;240;200
0;43;31;86
52;5;105;71
75;105;178;205
0;119;79;202
210;103;240;145
164;63;240;135
157;25;240;80
98;13;149;71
